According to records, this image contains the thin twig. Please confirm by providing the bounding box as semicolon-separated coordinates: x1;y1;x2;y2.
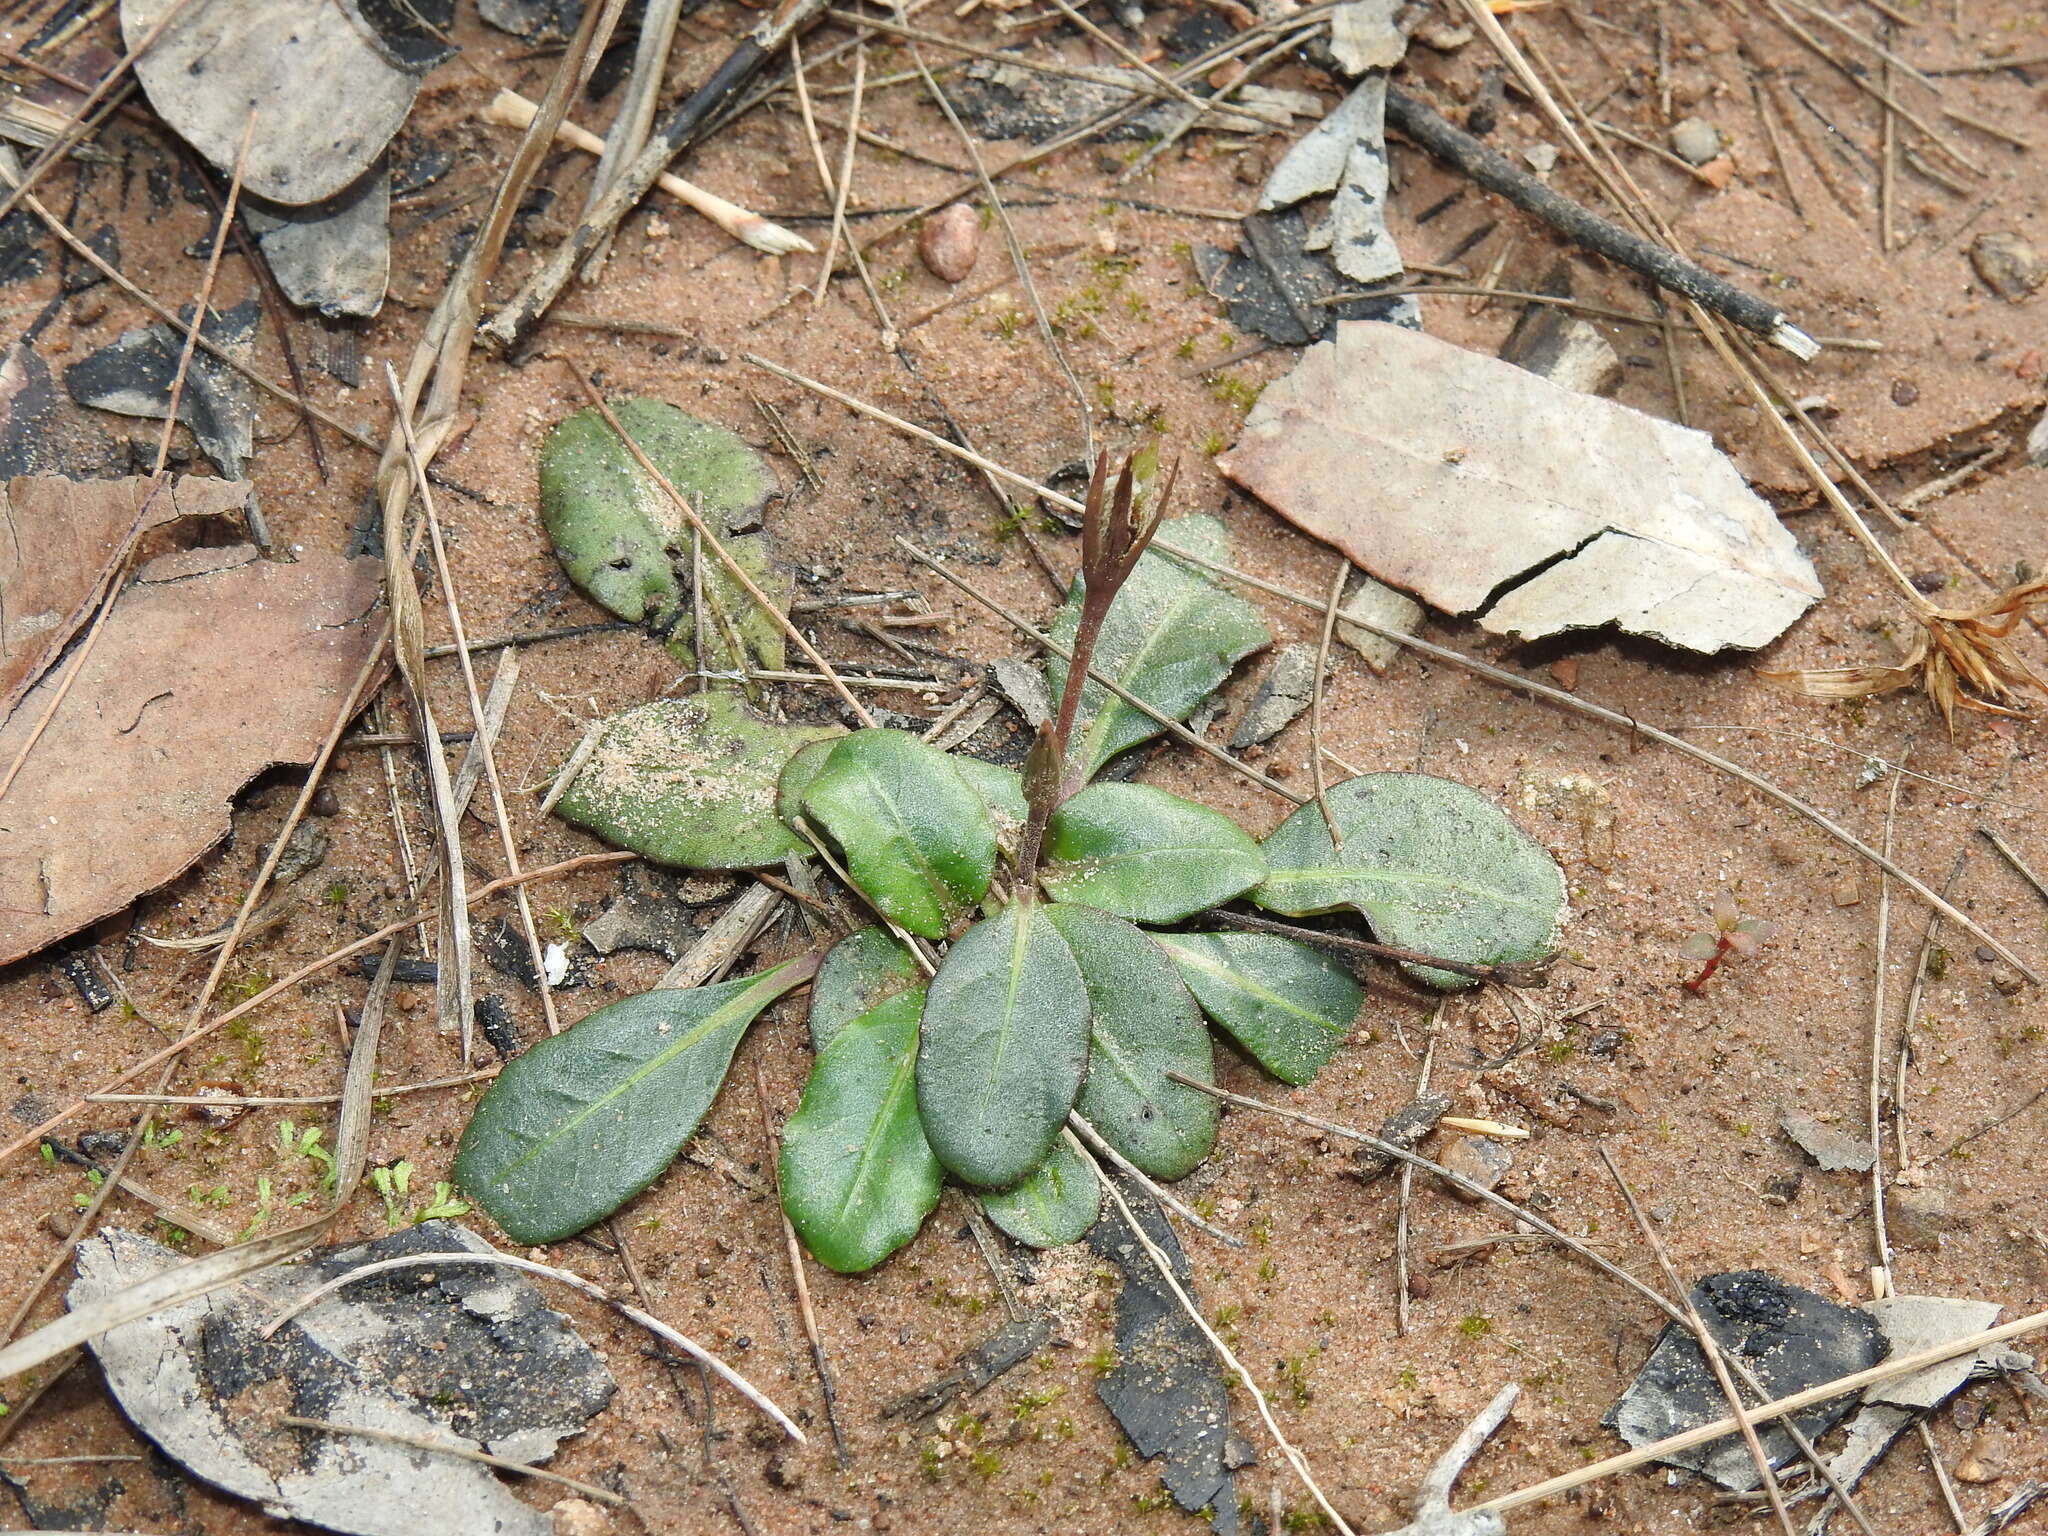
281;1416;625;1504
1310;560;1347;851
812;43;865;303
1395;1029;1437;1336
1869;767;1906;1296
1979;827;2048;908
1066;1117;1243;1249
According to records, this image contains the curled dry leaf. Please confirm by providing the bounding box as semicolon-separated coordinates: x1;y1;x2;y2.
0;511;381;967
1219;322;1824;654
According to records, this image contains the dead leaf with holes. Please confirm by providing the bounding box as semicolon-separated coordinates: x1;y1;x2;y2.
0;479;381;965
1218;322;1824;655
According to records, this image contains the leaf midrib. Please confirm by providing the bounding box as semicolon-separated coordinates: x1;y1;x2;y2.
490;966;793;1186
1258;863;1553;912
1163;942;1345;1035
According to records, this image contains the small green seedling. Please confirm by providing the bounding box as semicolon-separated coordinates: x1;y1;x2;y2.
369;1161;413;1227
1681;890;1775;994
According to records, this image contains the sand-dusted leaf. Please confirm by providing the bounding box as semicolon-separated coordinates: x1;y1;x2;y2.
801;729;997;941
455;964;808;1244
1045;514;1269;778
981;1138;1100;1249
810;926;921;1052
554;693;842;871
781;989;942;1273
1153;931;1359;1085
1253;772;1565;989
776;736;840;833
1047;905;1217;1180
916;904;1090;1188
949;754;1028;839
539;396;787;673
1041;783;1266;923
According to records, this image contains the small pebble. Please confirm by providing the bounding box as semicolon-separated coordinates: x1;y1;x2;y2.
1833;874;1862;907
918;203;980;284
1437;1136;1512;1202
1969;231;2045;302
1696;156;1735;190
1888;1185;1952;1251
1669;117;1722;167
1891;379;1920;406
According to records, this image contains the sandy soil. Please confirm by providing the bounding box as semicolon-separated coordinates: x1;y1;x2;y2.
0;2;2044;1533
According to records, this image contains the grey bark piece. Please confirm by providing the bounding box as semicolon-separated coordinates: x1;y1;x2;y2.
1091;1175;1240;1534
243;171;390;319
1607;1270;1885;1492
1229;643;1319;748
583;863;694;960
1779;1111;1877;1173
992;655;1054;729
71;1223;615;1536
1336;571;1423;673
64;299;259;478
1260;75;1405;285
1328;0;1406;77
1219;322;1824;653
1499;279;1622;398
2026;406;2047;467
120;0;422;207
1352;1091;1450;1181
1863;1295;2005;1408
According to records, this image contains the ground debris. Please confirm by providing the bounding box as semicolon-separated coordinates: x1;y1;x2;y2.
583;863;697;960
952;59;1300;144
1354;1093;1452;1181
1606;1270;1885;1491
244;170;391;318
0;493;380;966
1229;642;1319;749
65;298;260;477
1090;1174;1244;1533
1970;233;2045;303
1778;1111;1877;1174
879;1312;1052;1422
1219;323;1824;653
1262;73;1404;286
0;341;119;480
70;1223;615;1536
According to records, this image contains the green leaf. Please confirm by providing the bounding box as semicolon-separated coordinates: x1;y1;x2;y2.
1153;932;1359;1085
554;694;843;870
800;729;997;940
948;754;1027;839
1046;904;1217;1180
981;1138;1100;1249
916;903;1090;1188
780;989;942;1273
776;737;841;836
539;396;788;674
1045;514;1269;779
810;926;920;1052
1252;772;1565;989
454;964;807;1243
1041;783;1266;923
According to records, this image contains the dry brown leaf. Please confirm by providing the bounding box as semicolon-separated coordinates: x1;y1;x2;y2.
1217;322;1824;654
1;472;253;705
0;536;380;965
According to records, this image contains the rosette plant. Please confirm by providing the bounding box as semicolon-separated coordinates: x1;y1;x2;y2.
454;415;1566;1272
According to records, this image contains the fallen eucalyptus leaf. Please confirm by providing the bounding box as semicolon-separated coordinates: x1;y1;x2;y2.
981;1138;1101;1249
0;536;379;967
455;964;810;1243
1218;322;1824;653
72;1222;613;1536
1041;782;1266;924
121;0;424;206
1253;772;1565;989
810;926;921;1053
554;694;842;871
781;989;942;1273
1152;931;1359;1085
916;903;1091;1188
1049;905;1218;1181
1046;514;1270;779
539;396;787;674
799;728;997;941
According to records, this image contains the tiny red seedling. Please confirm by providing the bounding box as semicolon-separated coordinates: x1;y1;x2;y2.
1681;890;1774;994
